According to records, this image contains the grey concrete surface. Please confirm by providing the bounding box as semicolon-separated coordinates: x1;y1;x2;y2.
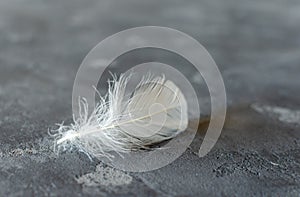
0;0;299;196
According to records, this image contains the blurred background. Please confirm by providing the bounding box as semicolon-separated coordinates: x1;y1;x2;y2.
0;0;299;196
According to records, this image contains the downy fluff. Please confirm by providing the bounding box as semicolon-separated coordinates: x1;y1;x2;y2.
51;74;188;159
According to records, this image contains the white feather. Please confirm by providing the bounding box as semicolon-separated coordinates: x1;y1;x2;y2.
51;74;188;159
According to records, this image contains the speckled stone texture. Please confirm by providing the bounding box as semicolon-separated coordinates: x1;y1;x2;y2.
0;0;299;196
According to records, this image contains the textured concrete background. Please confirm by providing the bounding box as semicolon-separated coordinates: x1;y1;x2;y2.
0;0;300;196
